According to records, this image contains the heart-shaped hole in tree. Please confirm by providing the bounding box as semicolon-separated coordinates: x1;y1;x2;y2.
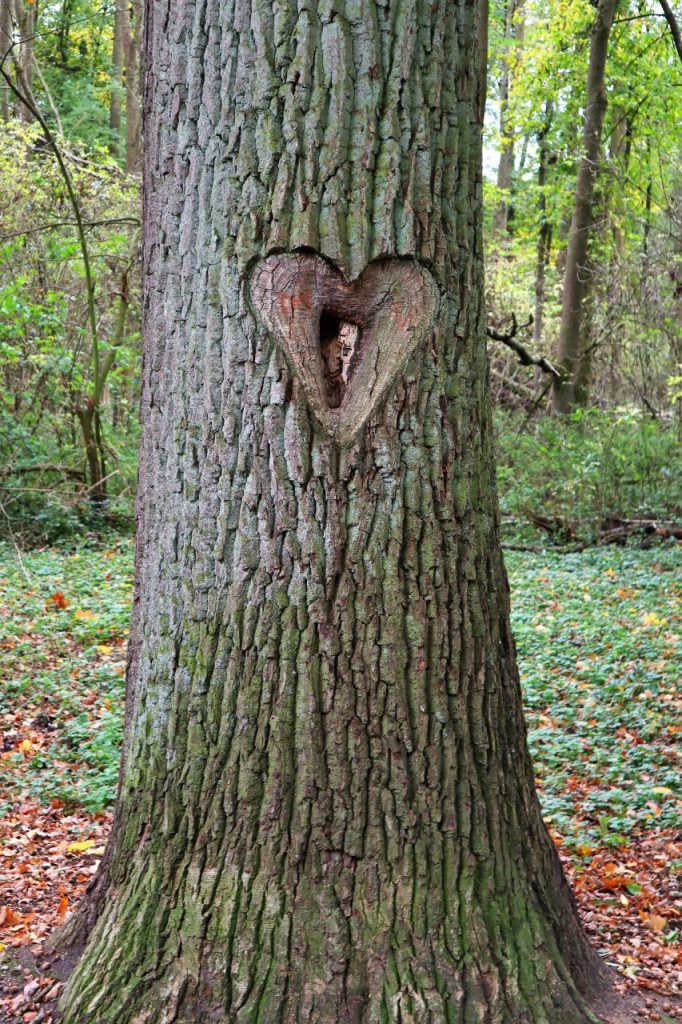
249;253;439;444
319;312;363;409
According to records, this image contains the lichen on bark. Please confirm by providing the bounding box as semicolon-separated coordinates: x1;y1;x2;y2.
58;1;611;1022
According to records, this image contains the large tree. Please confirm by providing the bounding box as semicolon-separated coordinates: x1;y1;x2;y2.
58;1;612;1021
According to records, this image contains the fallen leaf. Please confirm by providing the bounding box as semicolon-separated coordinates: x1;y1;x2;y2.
0;905;21;927
66;840;95;854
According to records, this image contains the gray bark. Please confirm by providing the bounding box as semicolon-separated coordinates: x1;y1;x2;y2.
551;0;620;414
58;2;609;1021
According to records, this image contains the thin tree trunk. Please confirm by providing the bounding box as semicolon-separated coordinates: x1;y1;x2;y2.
124;0;143;173
492;0;525;236
534;100;554;348
8;0;36;121
75;403;107;504
109;0;127;156
604;105;629;403
0;0;11;119
58;2;611;1021
478;0;490;120
551;0;620;414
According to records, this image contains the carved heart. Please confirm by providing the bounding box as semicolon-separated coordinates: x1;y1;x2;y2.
248;253;439;444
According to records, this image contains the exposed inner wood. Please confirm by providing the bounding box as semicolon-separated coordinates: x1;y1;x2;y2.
319;312;362;408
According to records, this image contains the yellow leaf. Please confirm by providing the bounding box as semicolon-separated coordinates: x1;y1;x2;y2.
74;609;95;621
67;840;95;854
652;786;672;796
18;739;33;754
96;644;112;655
642;612;664;627
605;569;616;579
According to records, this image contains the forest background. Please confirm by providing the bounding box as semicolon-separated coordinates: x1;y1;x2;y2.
0;0;680;1015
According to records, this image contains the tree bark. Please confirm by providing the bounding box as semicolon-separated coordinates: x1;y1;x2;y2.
58;2;610;1021
550;0;620;414
124;0;143;173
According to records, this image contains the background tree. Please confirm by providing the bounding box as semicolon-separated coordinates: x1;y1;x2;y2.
550;0;620;414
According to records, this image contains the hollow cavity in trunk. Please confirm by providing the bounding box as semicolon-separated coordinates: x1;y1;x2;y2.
319;312;361;408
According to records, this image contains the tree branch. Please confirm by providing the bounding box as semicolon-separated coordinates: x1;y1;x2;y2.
659;0;682;64
487;314;561;380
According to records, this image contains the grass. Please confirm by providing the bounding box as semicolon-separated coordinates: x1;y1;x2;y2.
0;536;679;848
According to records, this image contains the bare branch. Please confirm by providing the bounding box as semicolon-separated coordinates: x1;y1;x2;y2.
487;313;562;380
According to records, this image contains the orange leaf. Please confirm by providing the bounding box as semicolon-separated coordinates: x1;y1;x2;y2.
645;913;667;932
57;895;68;922
0;906;21;928
46;592;68;610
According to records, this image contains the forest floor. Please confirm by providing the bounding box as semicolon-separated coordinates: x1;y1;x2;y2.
0;536;679;1022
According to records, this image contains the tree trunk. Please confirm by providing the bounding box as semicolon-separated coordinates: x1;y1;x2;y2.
8;0;36;121
109;0;128;156
550;0;620;414
534;101;554;348
0;0;11;119
124;0;143;173
478;0;490;120
492;0;525;236
75;402;107;504
58;2;610;1021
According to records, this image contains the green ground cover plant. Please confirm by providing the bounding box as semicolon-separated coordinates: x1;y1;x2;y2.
0;538;678;847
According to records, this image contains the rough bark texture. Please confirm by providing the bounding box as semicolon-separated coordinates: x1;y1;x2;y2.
551;0;619;414
59;1;608;1021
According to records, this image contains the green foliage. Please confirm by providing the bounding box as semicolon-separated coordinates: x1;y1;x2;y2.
509;544;681;847
485;0;682;411
0;537;130;814
0;120;141;541
33;0;118;150
496;407;682;544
